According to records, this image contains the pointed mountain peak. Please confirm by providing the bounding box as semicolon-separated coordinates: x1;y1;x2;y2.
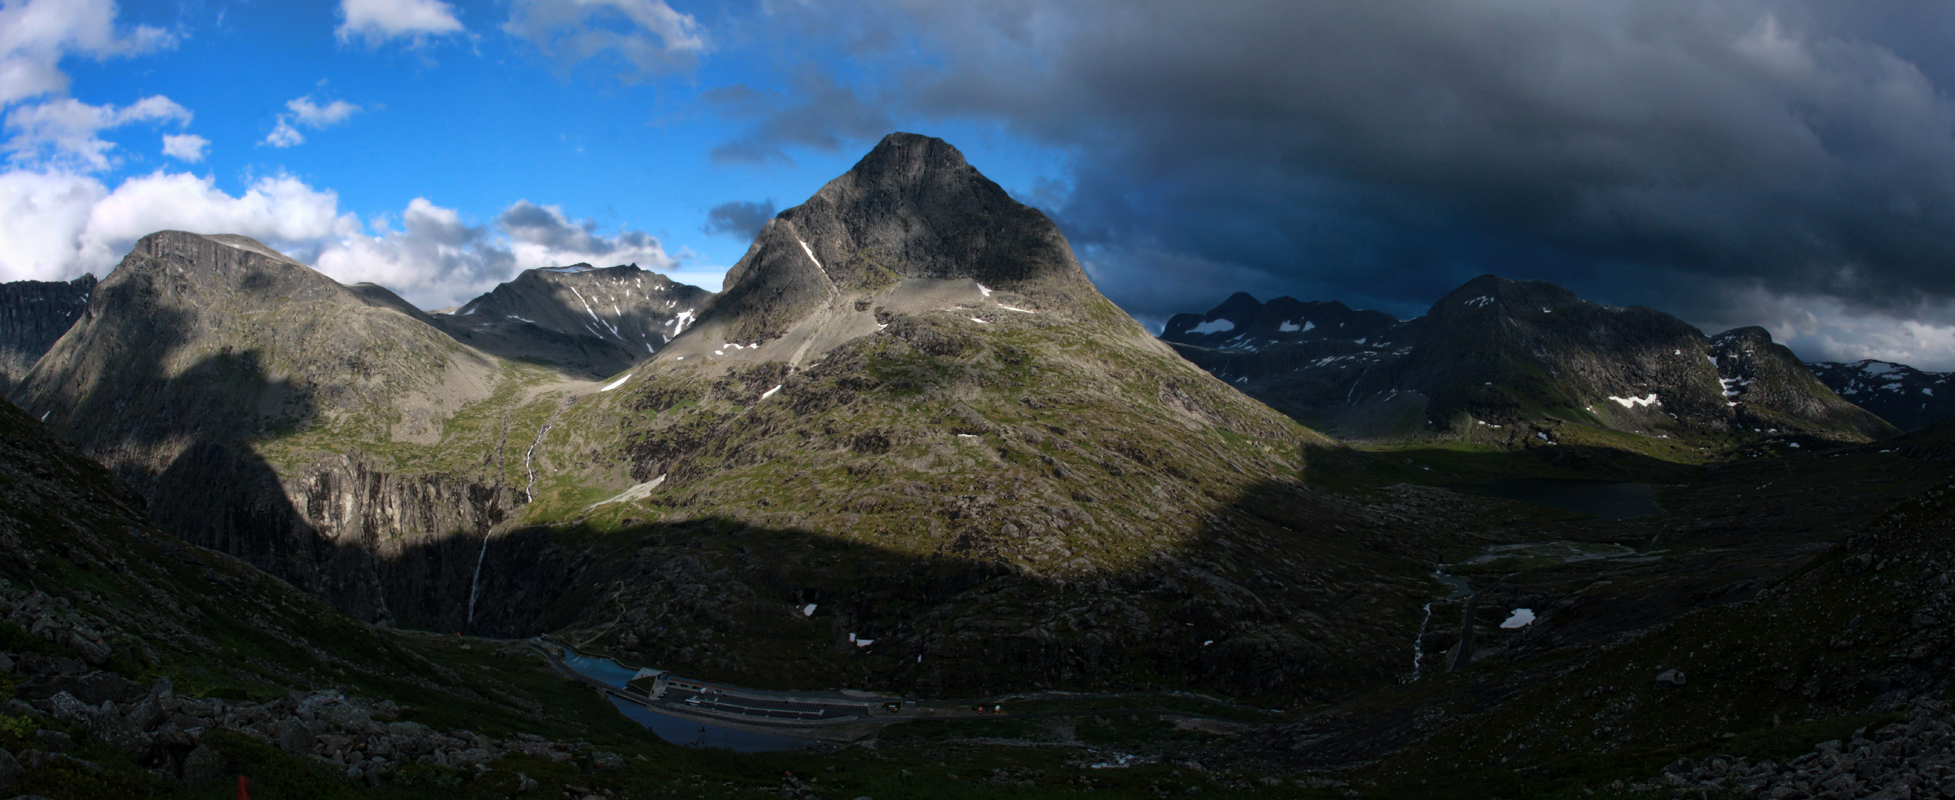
830;131;975;187
1432;274;1584;314
691;132;1099;350
1713;325;1775;347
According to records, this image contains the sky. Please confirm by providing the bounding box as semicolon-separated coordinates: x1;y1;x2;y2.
7;1;1955;368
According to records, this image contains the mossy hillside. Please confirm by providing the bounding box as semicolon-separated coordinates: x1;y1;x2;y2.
496;307;1532;702
253;359;572;487
548;310;1324;564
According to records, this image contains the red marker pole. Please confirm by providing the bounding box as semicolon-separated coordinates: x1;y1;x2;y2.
237;775;250;799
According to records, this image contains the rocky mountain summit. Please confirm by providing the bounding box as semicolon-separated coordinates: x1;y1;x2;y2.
1166;275;1894;444
433;264;712;379
1161;292;1400;351
1808;359;1955;431
0;274;94;394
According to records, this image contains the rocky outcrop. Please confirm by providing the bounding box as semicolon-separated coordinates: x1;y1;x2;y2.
434;264;713;379
1161;293;1400;351
0;274;94;394
1711;327;1894;438
4;652;595;789
1632;703;1955;799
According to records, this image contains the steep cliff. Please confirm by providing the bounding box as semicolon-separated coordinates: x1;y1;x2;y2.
0;274;94;394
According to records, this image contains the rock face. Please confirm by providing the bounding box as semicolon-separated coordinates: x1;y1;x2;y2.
8;231;533;625
689;131;1102;349
1164;275;1895;443
0;274;94;393
433;264;713;379
1807;359;1955;430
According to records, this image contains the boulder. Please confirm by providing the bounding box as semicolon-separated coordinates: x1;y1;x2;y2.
1655;669;1687;688
0;747;20;791
273;719;313;756
180;742;225;785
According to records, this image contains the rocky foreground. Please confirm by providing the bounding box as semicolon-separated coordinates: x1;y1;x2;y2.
1635;702;1955;799
0;573;612;794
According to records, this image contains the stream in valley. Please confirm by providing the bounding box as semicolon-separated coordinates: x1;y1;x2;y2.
1406;481;1660;681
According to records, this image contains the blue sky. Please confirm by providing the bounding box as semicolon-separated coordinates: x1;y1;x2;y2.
10;0;1955;368
3;0;1070;308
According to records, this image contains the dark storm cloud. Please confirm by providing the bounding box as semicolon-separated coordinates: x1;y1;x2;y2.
705;69;895;164
496;199;666;261
727;0;1955;362
702;199;776;240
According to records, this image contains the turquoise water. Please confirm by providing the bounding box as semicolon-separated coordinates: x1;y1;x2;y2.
556;649;813;752
606;697;813;752
559;651;640;689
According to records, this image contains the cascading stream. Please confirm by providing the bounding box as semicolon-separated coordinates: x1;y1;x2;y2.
1404;601;1434;683
522;399;574;503
466;533;491;626
475;397;574;627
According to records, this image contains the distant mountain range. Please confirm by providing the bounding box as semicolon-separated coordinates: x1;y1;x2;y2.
1805;359;1955;431
1163;278;1897;443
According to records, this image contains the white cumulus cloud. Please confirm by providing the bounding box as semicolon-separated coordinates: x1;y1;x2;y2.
0;168;356;283
76;171;359;269
0;0;176;107
0;169;107;281
3;95;191;171
161;133;207;162
336;0;465;47
286;96;361;127
504;0;707;79
262;95;362;148
0;165;703;310
264;119;303;148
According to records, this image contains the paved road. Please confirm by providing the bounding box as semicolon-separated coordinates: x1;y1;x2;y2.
654;686;868;722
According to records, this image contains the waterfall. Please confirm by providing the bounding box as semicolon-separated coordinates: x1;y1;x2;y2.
1407;598;1438;680
522;400;574;503
466;532;491;626
1404;601;1434;683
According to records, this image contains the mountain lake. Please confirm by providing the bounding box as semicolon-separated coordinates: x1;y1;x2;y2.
559;652;814;752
